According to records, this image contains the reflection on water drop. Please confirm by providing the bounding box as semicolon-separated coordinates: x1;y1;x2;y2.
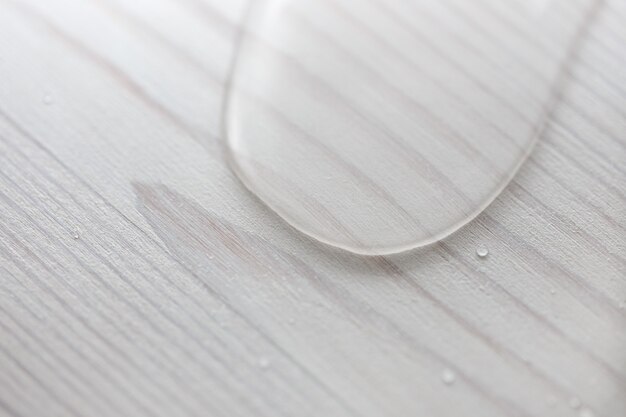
476;245;489;258
258;357;270;369
441;368;456;385
225;0;603;255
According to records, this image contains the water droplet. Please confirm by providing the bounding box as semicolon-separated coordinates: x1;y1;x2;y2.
258;357;270;369
569;397;581;409
71;229;80;239
441;368;455;385
225;0;602;255
43;94;53;105
579;408;594;417
476;245;489;258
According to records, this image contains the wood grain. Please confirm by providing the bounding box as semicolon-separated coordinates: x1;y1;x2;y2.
0;0;624;416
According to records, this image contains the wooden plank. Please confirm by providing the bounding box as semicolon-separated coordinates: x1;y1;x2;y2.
0;0;624;416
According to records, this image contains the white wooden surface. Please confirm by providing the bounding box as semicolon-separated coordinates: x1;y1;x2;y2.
0;0;624;416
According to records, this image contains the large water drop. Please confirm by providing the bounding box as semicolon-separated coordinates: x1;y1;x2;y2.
224;0;601;255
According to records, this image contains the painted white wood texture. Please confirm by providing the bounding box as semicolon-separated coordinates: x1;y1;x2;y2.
0;0;624;416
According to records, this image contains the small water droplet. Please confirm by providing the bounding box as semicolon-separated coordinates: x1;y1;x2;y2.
579;407;594;417
258;357;270;369
71;229;80;239
43;94;53;105
441;368;455;385
569;397;581;409
476;245;489;258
